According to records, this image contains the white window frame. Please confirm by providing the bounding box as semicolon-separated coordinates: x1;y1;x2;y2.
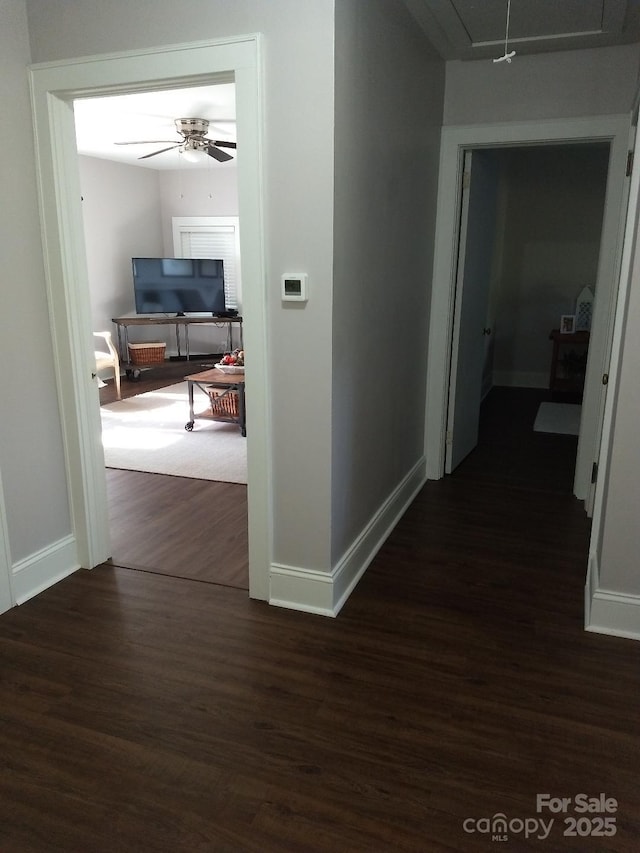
172;216;242;310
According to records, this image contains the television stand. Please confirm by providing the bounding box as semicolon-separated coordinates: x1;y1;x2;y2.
112;314;243;366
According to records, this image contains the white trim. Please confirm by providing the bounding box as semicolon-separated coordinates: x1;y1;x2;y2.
426;116;631;504
491;371;548;389
270;459;426;617
585;554;640;641
587;121;640;590
269;564;335;617
11;536;79;606
29;36;270;602
0;467;13;614
331;458;426;614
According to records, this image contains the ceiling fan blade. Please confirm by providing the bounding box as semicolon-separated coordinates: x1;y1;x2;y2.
207;145;234;163
114;140;179;146
138;145;181;160
211;140;237;149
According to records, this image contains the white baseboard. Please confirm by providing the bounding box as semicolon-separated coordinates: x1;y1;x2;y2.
585;553;640;641
492;370;548;389
269;564;336;617
11;535;80;605
270;457;427;617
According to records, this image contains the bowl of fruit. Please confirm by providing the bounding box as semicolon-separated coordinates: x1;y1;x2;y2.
215;349;245;373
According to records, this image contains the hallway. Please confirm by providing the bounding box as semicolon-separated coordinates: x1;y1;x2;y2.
1;391;638;851
452;385;580;493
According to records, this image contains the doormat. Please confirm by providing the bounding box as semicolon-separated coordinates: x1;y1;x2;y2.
533;402;581;436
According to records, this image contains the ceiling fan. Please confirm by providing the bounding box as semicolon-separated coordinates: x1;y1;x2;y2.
115;117;237;162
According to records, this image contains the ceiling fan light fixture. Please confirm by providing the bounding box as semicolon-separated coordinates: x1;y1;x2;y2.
179;141;206;163
116;116;236;163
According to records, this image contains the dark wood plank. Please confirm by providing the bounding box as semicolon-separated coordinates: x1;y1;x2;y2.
100;360;249;590
1;387;639;851
106;469;248;589
98;356;220;406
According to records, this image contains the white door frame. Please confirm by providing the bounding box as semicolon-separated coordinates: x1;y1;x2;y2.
425;116;631;506
0;468;14;614
587;117;640;625
29;35;270;600
446;149;500;474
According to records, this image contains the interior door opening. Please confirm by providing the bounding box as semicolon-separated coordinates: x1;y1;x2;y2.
446;142;611;493
74;81;249;591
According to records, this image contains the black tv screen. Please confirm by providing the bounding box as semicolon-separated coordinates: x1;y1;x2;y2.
132;258;226;315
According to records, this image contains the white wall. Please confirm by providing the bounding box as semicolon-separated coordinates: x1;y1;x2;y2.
79;156;239;356
444;44;640;126
159;165;239;251
159;166;240;355
490;145;609;387
0;0;72;572
79;156;164;335
25;0;337;577
331;0;444;564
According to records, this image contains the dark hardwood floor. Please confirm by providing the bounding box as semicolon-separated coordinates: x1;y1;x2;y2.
98;357;222;405
107;469;248;590
1;386;639;851
100;361;249;590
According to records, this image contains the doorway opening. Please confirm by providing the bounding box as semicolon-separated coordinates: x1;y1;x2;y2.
446;142;611;493
425;114;631;521
74;82;249;591
29;36;270;602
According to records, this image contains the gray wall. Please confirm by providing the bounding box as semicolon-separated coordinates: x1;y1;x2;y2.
79;156;240;355
0;0;71;562
444;44;640;126
331;0;444;563
490;145;609;387
79;156;164;336
6;0;640;622
26;0;337;574
159;165;239;251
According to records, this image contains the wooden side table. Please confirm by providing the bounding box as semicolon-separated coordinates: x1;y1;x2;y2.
184;367;246;436
548;329;590;396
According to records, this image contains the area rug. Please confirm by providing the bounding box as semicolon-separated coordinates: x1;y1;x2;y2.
533;402;582;436
100;382;247;483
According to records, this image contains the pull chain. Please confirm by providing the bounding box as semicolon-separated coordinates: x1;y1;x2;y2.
493;0;516;64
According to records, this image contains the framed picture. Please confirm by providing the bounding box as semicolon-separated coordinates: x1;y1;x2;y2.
560;314;576;334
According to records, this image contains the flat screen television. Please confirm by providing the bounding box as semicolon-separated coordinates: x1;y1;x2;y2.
132;257;226;316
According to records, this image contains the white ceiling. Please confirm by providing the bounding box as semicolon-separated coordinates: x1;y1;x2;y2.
404;0;640;60
74;83;236;170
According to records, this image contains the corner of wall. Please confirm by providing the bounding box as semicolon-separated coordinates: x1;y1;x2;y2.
269;458;426;617
11;535;80;605
585;551;640;642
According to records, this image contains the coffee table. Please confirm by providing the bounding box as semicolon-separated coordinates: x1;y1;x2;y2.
184;367;246;436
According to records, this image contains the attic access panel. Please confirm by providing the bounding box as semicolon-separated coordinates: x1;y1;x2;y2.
408;0;634;59
454;0;607;43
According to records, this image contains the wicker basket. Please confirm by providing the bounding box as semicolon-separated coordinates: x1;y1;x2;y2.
207;386;240;418
127;342;166;365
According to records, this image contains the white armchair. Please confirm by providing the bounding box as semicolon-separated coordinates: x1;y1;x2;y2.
94;331;121;400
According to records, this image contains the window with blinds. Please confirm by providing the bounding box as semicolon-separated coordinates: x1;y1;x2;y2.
172;217;242;310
